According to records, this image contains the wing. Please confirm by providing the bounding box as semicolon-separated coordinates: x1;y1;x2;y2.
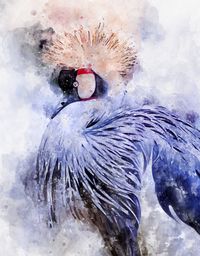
147;107;200;234
125;105;200;234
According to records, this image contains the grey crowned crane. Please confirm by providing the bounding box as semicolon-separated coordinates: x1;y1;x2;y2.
30;26;200;256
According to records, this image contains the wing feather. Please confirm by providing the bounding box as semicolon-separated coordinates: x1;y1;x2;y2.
33;102;200;228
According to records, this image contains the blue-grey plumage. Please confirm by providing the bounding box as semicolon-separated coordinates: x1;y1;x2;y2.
32;91;200;255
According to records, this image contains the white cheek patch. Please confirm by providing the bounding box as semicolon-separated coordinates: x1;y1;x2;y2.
76;74;96;99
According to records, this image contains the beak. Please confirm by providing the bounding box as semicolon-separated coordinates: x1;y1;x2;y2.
51;92;79;119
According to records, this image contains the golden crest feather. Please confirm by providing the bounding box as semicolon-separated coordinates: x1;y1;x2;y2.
42;24;137;84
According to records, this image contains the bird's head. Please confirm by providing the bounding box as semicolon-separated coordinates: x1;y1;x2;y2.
51;67;108;118
42;24;137;118
42;24;137;96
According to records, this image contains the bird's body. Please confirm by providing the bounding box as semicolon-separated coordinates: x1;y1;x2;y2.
31;95;200;255
26;13;200;254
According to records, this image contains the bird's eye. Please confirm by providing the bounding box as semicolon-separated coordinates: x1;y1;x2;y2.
73;81;79;88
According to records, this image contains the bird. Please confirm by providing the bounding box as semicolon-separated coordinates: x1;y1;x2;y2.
28;25;200;256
